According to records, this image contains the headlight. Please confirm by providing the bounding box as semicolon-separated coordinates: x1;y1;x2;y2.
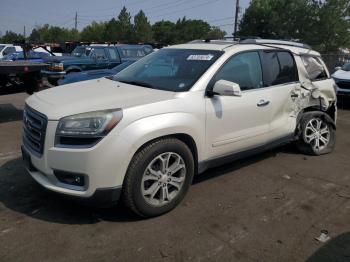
56;109;123;147
51;62;64;71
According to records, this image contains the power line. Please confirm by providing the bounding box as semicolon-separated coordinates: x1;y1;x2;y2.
150;0;222;20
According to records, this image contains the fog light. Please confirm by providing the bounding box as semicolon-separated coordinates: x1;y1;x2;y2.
54;170;86;187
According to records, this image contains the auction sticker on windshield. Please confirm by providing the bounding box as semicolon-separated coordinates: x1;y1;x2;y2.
187;54;214;61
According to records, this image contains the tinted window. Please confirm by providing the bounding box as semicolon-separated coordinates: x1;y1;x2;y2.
213;51;263;91
277;52;298;83
301;56;328;80
262;51;298;86
107;48;120;61
262;52;280;86
92;48;107;60
3;47;16;55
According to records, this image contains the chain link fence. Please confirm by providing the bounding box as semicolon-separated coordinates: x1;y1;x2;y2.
321;54;350;73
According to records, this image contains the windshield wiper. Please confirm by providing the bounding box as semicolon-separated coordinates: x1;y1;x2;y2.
117;80;155;89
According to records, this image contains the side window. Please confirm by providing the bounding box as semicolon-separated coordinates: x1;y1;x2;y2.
261;51;298;86
3;47;15;55
277;52;298;83
107;48;121;62
301;55;328;81
92;48;107;60
213;51;263;91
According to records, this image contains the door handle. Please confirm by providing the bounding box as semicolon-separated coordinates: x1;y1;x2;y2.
257;100;270;107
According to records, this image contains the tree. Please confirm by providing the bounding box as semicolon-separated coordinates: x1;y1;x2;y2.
133;10;153;43
1;30;24;43
312;0;350;53
103;18;122;42
80;22;106;42
238;0;350;53
206;27;226;39
29;24;79;42
174;17;211;43
117;6;133;42
152;20;177;44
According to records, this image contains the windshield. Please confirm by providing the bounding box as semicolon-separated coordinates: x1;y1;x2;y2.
71;46;92;57
0;45;5;52
342;62;350;71
113;48;223;92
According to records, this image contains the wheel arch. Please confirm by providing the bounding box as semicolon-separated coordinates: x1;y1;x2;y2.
130;133;199;174
65;66;82;73
295;108;336;140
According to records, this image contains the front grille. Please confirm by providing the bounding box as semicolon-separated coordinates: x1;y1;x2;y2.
23;105;48;156
336;80;350;90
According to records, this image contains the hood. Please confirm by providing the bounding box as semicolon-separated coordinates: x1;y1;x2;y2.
332;69;350;81
26;77;176;120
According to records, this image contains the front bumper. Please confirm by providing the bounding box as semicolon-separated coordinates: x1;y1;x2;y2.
21;117;133;204
41;70;66;79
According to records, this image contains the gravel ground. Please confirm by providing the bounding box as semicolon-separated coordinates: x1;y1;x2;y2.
0;93;350;262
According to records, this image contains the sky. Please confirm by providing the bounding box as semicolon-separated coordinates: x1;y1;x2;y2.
0;0;250;37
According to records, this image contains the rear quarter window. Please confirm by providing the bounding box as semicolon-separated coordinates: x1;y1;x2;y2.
301;55;328;81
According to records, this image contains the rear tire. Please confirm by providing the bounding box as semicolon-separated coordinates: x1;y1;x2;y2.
296;112;336;155
122;138;194;217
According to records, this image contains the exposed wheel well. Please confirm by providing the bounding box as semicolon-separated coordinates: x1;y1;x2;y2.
295;103;337;138
134;134;199;173
302;102;336;122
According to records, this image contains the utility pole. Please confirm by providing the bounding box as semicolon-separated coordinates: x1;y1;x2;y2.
234;0;240;38
23;26;26;38
75;11;78;31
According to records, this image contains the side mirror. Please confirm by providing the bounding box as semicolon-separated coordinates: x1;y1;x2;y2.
210;80;242;97
335;66;342;71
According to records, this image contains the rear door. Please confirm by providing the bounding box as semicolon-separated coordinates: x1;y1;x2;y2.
260;50;300;142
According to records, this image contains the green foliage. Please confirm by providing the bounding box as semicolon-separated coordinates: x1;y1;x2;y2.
238;0;350;52
80;21;106;42
29;24;79;43
117;6;133;42
133;10;153;43
174;17;211;43
152;20;177;44
206;27;227;40
0;30;24;43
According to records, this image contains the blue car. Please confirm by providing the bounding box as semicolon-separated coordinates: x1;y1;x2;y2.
57;60;135;85
2;51;50;62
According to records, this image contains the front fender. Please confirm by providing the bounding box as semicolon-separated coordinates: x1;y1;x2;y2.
119;113;205;162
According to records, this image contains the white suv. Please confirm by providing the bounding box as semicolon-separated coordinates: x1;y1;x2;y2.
22;39;337;217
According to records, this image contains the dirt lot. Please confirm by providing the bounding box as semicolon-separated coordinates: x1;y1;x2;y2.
0;93;350;262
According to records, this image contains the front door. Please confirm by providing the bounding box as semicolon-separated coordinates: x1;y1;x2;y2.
205;51;271;159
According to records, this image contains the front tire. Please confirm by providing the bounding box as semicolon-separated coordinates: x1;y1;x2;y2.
296;112;336;155
122;138;194;217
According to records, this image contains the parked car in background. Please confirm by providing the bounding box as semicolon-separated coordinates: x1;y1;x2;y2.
117;44;153;61
0;44;22;59
332;62;350;96
23;39;336;217
2;51;50;62
58;60;135;85
42;45;152;85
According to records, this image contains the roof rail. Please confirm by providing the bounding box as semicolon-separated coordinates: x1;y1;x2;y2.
188;39;237;45
240;39;311;49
